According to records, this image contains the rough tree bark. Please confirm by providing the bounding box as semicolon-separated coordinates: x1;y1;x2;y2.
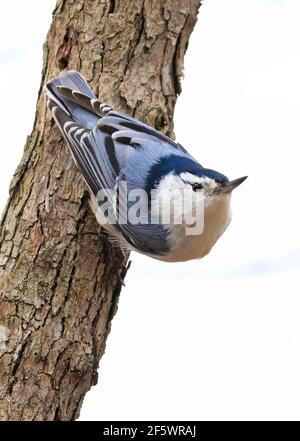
0;0;201;420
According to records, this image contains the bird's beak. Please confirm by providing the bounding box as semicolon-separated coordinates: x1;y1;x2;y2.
215;176;248;194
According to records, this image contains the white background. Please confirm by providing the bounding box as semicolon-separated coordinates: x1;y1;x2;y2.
1;0;300;421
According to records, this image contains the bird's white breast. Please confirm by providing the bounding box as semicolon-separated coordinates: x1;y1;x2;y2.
160;193;232;262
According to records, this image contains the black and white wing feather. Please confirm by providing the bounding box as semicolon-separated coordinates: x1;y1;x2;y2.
45;70;188;256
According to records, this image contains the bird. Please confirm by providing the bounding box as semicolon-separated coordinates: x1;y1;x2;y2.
45;70;247;263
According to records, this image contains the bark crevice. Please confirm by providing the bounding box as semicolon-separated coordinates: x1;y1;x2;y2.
0;0;201;420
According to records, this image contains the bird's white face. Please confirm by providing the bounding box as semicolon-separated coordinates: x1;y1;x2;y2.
156;171;220;193
153;171;248;218
152;172;223;228
148;171;246;256
179;172;222;206
178;172;248;205
152;171;233;261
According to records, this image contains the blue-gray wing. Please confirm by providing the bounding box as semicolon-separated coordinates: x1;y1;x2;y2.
45;71;186;255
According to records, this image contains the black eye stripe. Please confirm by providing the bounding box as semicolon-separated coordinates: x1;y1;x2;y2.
192;182;203;191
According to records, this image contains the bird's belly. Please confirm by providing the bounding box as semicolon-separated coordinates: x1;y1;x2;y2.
90;192;232;263
160;195;232;263
160;231;221;262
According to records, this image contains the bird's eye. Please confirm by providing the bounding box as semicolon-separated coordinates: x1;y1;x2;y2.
192;183;203;191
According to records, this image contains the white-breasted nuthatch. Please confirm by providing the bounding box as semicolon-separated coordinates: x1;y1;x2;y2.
46;71;246;262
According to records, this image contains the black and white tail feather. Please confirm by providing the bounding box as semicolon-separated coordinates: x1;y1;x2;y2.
45;71;189;256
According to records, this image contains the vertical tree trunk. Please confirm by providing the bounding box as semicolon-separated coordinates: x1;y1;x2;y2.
0;0;201;420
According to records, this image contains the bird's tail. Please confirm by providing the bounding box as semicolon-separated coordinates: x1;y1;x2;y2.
45;70;106;130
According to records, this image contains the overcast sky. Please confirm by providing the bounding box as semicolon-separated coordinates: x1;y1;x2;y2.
1;0;300;421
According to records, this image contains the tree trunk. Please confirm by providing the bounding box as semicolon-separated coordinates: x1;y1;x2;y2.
0;0;201;421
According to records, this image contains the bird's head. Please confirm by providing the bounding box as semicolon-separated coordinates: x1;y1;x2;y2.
161;168;247;242
146;155;247;233
178;169;247;204
154;165;247;206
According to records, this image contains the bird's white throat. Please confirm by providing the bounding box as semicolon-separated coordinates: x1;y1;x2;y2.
160;192;232;262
